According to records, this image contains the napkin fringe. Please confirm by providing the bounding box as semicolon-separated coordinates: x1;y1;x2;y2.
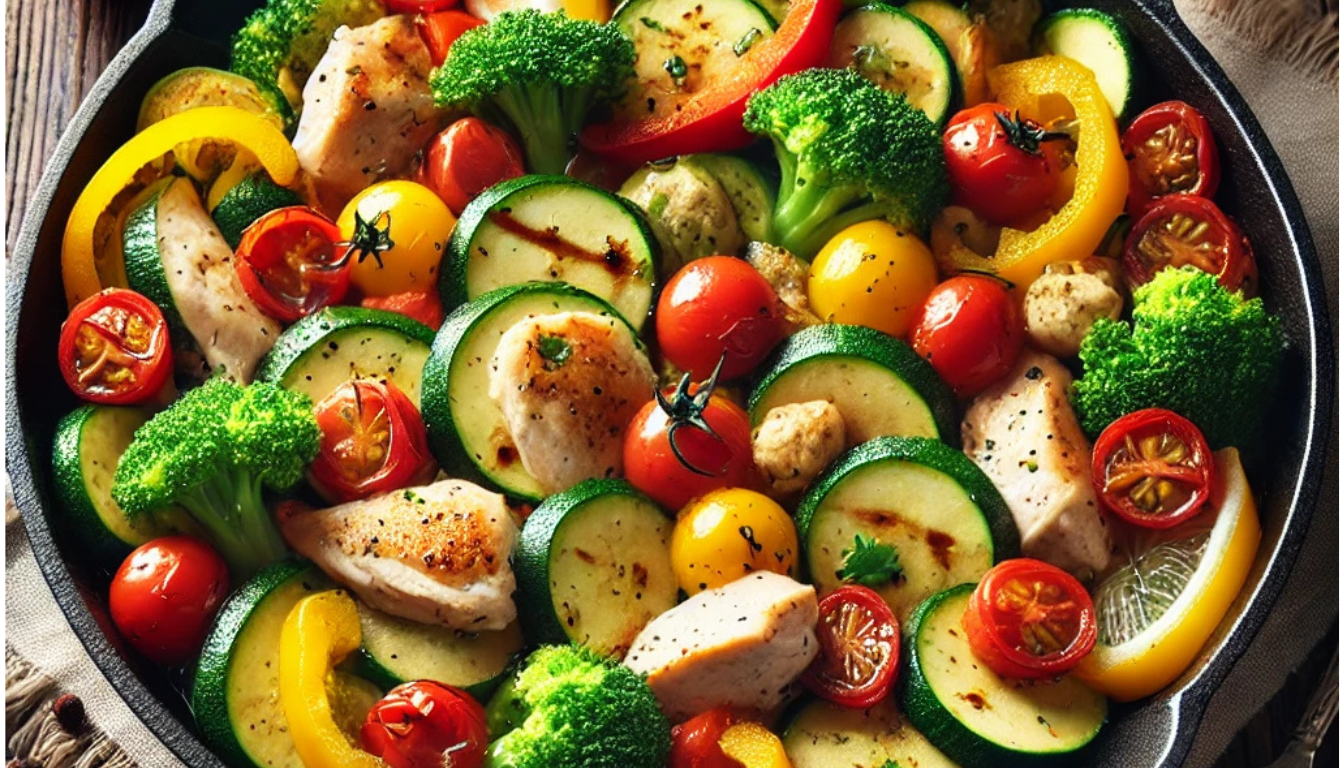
5;646;139;768
1185;0;1339;82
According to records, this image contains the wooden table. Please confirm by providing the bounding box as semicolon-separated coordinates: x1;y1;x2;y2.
4;1;1337;766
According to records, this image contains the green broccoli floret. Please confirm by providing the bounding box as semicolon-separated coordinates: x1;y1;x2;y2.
112;378;320;576
430;10;636;175
1073;266;1283;452
484;644;670;768
742;67;948;259
230;0;386;114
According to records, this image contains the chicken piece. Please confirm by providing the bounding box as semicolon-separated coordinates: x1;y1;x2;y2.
489;311;656;495
278;479;519;630
1024;259;1124;358
623;572;819;721
155;177;280;382
745;241;821;333
752;401;846;495
291;15;444;215
619;161;745;276
962;352;1112;576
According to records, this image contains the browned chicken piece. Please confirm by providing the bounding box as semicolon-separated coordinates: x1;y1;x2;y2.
745;241;821;333
277;479;519;630
291;15;444;215
752;400;846;496
962;352;1112;577
488;311;656;495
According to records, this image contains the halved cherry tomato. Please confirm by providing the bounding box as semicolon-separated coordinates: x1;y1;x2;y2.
579;0;842;165
388;0;458;13
309;380;437;504
359;681;488;768
670;709;739;768
909;275;1025;398
802;585;899;708
57;288;173;405
417;10;487;68
419;117;525;216
1122;100;1220;218
361;289;445;330
109;536;229;666
235;206;350;323
657;256;783;381
943;103;1067;227
962;559;1097;679
1092;408;1215;529
1123;194;1256;295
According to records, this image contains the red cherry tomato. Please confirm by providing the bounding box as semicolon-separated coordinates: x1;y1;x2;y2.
1122;100;1221;219
234;206;350;323
1091;408;1215;530
309;380;437;504
417;10;485;66
108;536;229;666
802;585;900;708
419;118;525;216
387;0;458;11
1123;194;1256;295
58;288;174;405
943;103;1065;228
961;559;1097;679
360;681;488;768
657;256;783;381
669;709;739;768
361;289;445;330
909;275;1025;398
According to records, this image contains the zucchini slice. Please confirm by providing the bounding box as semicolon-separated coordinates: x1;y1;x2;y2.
1036;9;1135;119
795;436;1019;622
211;172;303;249
421;283;637;501
782;696;958;768
748;324;957;445
684;154;776;245
902;585;1107;768
137;67;290;133
443;175;660;332
255;306;435;406
354;605;524;700
829;6;957;125
515;479;679;657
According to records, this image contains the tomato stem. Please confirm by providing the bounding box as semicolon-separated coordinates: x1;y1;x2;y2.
656;353;729;477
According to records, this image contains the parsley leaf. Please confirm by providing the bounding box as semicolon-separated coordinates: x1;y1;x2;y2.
839;534;903;587
537;335;572;368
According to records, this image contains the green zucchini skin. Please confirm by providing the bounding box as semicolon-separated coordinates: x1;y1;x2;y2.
256;306;435;381
829;5;958;126
1035;8;1136;120
211;173;304;250
122;181;187;337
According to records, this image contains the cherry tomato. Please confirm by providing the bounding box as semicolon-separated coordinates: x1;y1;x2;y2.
657;256;783;381
360;681;488;768
309;379;438;504
802;585;899;708
388;0;458;14
419;118;525;216
808;220;939;339
417;10;484;66
565;148;636;193
623;375;757;513
361;289;445;330
943;103;1066;227
58;288;173;405
1091;408;1215;530
909;275;1025;398
234;206;350;323
670;709;739;768
338;181;456;298
1122;100;1220;219
1123;194;1256;295
670;488;798;596
108;536;229;666
961;559;1097;679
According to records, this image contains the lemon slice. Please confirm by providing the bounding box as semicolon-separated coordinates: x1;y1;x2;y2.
1075;448;1260;701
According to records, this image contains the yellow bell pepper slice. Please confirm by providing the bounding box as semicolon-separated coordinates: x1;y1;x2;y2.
943;56;1128;293
718;722;793;768
60;106;299;308
278;590;383;768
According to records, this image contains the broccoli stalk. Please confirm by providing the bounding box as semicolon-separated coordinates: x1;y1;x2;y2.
743;67;949;259
430;10;636;176
112;379;321;577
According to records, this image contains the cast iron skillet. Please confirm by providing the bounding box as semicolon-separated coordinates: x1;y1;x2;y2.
4;0;1332;765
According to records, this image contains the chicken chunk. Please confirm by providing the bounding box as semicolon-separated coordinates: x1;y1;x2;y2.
1024;259;1125;358
619;160;745;276
962;352;1112;576
489;311;656;495
291;15;444;215
623;572;819;721
745;241;821;333
752;401;846;495
278;479;519;630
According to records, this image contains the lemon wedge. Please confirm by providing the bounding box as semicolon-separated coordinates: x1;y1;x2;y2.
1076;448;1260;702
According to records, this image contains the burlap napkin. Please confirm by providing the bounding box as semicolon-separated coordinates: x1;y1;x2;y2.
4;1;1336;766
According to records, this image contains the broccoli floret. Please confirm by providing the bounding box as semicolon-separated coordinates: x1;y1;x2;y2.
742;67;948;259
430;10;636;175
1073;266;1283;451
484;644;670;768
112;378;320;576
231;0;386;113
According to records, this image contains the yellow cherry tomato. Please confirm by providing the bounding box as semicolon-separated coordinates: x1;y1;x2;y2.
808;220;939;339
718;722;792;768
671;488;798;596
338;181;455;297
